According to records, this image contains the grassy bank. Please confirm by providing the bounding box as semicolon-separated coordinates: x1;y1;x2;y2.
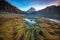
0;16;60;40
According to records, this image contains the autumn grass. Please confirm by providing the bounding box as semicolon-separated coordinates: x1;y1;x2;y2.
0;17;60;40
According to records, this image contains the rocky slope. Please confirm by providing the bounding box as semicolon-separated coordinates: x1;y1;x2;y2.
37;5;60;19
0;0;22;13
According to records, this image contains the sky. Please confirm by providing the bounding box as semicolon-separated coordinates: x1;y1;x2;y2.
6;0;60;11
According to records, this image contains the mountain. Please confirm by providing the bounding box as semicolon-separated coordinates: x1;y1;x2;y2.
26;7;36;13
24;5;60;20
36;5;60;19
0;0;22;13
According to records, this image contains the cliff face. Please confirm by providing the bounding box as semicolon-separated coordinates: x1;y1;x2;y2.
0;0;22;13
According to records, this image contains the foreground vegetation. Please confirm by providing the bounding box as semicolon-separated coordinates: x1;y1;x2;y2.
0;17;60;40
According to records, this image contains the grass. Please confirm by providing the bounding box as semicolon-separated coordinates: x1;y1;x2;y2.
0;16;60;40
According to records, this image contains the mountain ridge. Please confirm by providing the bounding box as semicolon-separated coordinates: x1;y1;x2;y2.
37;5;60;18
0;0;22;13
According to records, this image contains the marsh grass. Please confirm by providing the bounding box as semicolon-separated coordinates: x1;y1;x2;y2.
0;17;60;40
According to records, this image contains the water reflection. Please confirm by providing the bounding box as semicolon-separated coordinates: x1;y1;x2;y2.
24;18;36;26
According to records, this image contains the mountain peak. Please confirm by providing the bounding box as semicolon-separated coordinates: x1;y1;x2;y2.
27;7;36;13
30;7;36;10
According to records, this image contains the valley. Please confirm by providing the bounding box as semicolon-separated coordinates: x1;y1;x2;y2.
0;0;60;40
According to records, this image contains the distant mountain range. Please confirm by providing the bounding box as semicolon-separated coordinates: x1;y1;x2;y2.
0;0;22;13
25;5;60;20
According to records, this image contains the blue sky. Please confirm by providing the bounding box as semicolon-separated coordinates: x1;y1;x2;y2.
6;0;58;11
